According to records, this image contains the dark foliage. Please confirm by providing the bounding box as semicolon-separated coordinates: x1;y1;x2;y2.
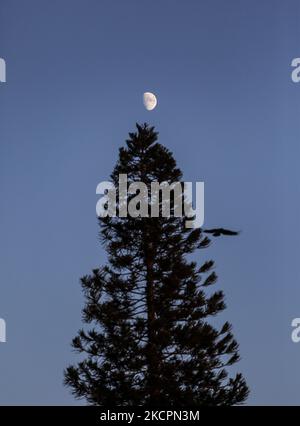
64;123;249;406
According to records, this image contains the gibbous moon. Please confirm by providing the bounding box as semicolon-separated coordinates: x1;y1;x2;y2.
143;92;157;111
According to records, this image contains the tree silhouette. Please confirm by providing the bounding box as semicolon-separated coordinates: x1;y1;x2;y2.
64;123;249;406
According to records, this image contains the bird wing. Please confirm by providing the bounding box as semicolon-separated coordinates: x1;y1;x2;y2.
204;228;239;236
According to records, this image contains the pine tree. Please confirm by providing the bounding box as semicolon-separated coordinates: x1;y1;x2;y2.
64;123;249;406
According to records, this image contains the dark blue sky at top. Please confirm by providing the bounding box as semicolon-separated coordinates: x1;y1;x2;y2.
0;0;300;405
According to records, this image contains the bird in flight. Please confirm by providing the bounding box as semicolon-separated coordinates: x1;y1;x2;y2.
204;228;240;237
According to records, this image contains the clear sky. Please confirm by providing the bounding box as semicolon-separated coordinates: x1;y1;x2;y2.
0;0;300;405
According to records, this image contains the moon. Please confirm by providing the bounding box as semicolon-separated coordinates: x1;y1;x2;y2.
143;92;157;111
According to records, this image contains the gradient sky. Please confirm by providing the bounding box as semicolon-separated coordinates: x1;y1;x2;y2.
0;0;300;405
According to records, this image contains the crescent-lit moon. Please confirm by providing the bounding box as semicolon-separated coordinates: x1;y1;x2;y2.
143;92;157;111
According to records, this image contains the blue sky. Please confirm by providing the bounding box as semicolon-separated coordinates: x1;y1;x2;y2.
0;0;300;405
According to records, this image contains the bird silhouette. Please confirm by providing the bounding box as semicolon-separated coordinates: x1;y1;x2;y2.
204;228;240;237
